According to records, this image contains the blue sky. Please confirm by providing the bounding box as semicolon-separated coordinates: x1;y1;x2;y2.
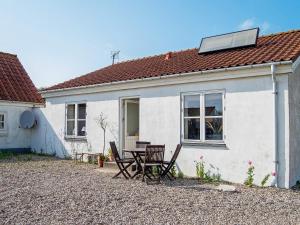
1;0;299;88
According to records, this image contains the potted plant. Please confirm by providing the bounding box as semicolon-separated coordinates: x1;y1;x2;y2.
98;154;106;168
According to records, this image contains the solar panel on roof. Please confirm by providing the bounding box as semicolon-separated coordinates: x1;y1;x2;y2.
199;28;259;54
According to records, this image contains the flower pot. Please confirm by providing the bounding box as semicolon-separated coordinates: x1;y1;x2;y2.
98;157;104;168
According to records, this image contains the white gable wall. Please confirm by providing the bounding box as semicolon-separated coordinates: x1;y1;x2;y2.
0;103;32;150
31;69;291;187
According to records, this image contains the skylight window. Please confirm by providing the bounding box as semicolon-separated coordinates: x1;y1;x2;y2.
199;28;259;54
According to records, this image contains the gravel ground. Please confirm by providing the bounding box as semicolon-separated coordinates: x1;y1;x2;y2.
1;155;300;225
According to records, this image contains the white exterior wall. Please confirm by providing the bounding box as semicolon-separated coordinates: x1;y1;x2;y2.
0;103;33;150
31;71;291;187
289;59;300;187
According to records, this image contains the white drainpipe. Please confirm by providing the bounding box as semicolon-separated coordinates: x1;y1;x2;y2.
271;64;279;186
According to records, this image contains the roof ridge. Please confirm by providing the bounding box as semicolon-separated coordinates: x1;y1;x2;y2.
260;29;300;38
52;48;199;86
0;51;17;57
114;48;197;65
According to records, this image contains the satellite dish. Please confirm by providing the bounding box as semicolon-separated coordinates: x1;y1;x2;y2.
20;110;36;129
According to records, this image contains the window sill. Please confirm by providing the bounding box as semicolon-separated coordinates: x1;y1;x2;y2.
64;136;87;142
182;141;227;149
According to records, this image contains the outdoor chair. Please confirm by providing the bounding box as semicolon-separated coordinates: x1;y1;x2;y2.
141;145;165;184
161;144;182;180
136;141;151;148
110;141;135;179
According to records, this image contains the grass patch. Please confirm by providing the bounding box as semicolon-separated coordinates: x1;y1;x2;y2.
0;151;14;160
0;150;57;162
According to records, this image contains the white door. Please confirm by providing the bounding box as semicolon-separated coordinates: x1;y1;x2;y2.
124;99;139;150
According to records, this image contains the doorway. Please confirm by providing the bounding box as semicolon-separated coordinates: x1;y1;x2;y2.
121;98;140;152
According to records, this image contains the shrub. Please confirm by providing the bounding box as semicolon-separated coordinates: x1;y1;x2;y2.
177;171;184;178
244;160;255;187
170;165;177;177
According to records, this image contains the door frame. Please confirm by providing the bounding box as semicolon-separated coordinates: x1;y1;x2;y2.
119;96;140;153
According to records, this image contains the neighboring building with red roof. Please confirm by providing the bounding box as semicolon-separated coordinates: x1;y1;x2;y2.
32;29;300;188
0;52;43;152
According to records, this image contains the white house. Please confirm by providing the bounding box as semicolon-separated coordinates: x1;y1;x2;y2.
0;52;43;152
27;29;300;188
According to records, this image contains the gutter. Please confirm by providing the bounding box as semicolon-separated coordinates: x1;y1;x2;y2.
0;100;44;108
40;61;292;94
271;64;279;187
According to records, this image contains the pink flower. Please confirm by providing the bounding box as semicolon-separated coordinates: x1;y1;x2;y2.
200;155;203;160
271;171;276;177
248;160;252;166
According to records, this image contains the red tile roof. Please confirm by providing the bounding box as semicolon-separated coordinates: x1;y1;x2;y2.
46;30;300;91
0;52;43;104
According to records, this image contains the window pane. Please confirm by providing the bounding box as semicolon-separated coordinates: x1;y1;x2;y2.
0;122;4;129
205;93;223;116
67;105;75;119
184;95;200;117
77;120;86;136
67;121;75;135
0;114;4;122
184;118;200;140
78;104;86;119
205;118;223;140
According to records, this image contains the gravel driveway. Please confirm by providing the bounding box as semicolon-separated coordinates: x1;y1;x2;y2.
0;155;300;225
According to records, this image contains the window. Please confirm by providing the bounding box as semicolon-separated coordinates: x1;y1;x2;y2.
182;92;224;143
66;103;86;137
0;113;5;130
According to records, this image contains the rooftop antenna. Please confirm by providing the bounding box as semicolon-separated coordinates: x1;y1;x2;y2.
111;50;120;65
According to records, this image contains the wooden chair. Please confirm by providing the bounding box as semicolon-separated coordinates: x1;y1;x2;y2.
110;142;135;179
142;145;165;183
161;144;182;180
130;141;150;172
136;141;151;148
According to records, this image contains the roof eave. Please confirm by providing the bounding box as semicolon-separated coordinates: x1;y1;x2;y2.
40;61;293;96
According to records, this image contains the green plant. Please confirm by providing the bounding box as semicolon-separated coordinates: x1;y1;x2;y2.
177;171;184;178
244;160;255;187
99;154;106;161
261;174;271;187
196;156;205;179
170;165;177;177
152;166;159;175
195;156;221;183
211;173;221;182
87;155;93;164
0;151;13;160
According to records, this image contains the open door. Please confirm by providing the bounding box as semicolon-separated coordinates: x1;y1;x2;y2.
121;98;139;152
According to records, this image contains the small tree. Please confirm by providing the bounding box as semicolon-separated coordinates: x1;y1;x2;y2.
95;112;108;155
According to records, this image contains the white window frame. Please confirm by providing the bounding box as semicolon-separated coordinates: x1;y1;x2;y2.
65;102;87;139
0;111;8;135
181;90;225;144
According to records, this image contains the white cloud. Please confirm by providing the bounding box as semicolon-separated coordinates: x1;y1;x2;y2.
261;21;270;33
238;18;255;30
238;18;271;34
